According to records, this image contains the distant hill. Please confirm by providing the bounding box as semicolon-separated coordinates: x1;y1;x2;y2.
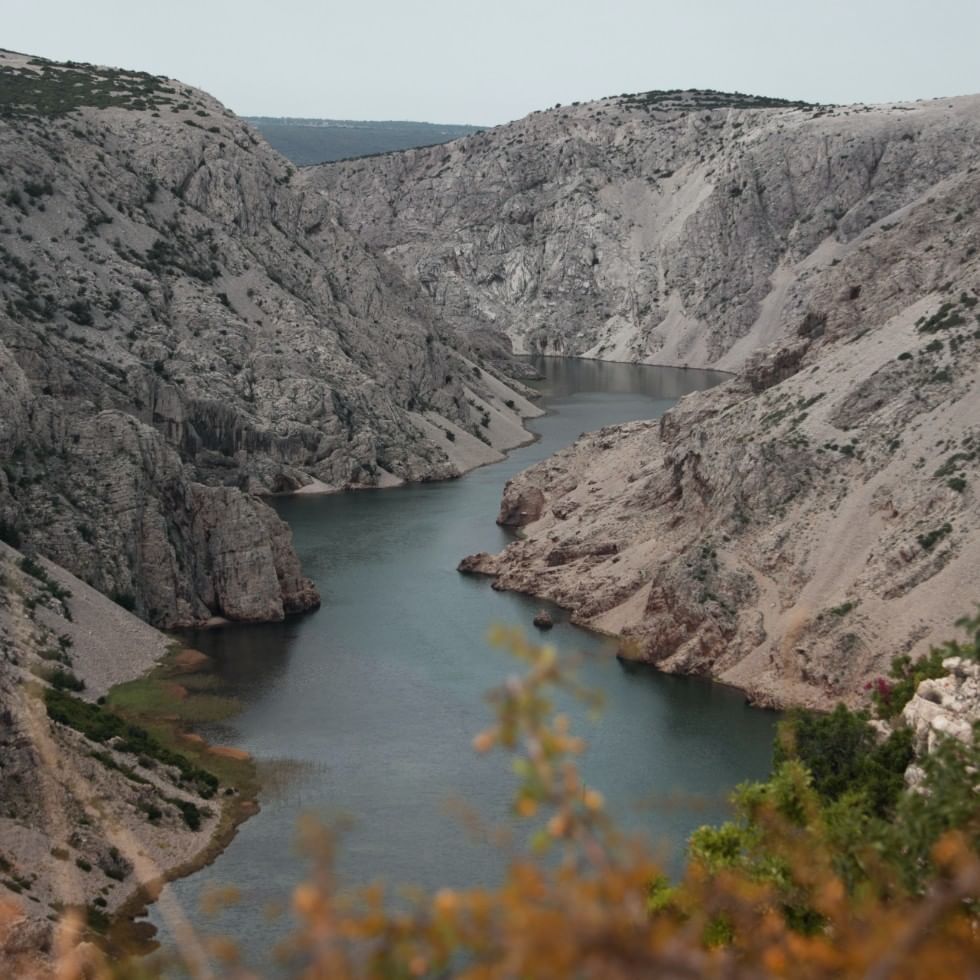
245;117;484;165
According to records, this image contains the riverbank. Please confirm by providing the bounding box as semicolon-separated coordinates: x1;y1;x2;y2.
458;336;980;711
0;545;260;970
101;647;260;958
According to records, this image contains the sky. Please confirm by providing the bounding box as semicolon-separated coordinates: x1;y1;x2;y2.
5;0;980;125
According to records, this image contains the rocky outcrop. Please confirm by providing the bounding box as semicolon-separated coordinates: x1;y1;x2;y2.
0;50;538;625
903;657;980;760
0;357;317;625
497;484;546;527
532;609;554;630
310;90;980;372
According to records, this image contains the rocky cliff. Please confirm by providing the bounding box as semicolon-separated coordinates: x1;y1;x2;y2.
311;89;980;371
0;50;537;626
315;89;980;706
903;653;979;787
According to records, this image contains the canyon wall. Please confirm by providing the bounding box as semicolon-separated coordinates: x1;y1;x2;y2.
0;51;536;626
319;89;980;704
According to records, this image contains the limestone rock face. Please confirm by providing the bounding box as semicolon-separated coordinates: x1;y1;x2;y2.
189;484;320;623
0;375;317;625
310;90;980;372
903;658;980;757
442;149;980;705
0;50;535;625
497;483;546;527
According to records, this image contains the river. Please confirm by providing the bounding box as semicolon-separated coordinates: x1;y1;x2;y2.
151;357;776;971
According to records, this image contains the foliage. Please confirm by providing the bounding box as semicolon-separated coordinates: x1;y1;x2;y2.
618;88;820;113
917;522;952;551
4;627;979;977
773;704;912;814
43;688;218;797
882;728;980;893
871;648;949;719
30;663;85;692
0;59;172;117
0;519;21;548
18;555;72;603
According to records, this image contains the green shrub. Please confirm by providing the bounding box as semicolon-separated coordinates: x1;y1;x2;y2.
0;519;21;547
44;688;218;797
109;591;137;612
140;802;162;823
168;798;204;830
32;665;85;692
871;614;980;719
917;523;952;551
85;903;110;933
774;705;912;815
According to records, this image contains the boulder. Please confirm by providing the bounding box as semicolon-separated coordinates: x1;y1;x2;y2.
533;610;554;630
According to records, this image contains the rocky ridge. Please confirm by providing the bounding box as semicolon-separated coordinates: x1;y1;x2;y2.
0;50;537;627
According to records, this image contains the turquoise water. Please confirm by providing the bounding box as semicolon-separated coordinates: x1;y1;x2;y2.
152;358;776;970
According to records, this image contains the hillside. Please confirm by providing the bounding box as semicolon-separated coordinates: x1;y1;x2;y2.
0;542;240;969
310;89;980;370
0;50;536;628
315;88;980;705
246;117;483;165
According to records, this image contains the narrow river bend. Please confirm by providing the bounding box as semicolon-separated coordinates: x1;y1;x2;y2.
154;358;776;968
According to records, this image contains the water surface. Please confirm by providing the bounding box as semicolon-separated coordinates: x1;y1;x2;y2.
154;358;775;968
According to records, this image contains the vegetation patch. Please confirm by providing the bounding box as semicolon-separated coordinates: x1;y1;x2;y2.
917;522;952;551
106;677;237;725
618;88;820;113
0;60;174;117
43;687;219;797
18;555;71;603
918;294;974;334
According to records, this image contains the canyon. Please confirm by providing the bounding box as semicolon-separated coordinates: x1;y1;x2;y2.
318;88;980;707
2;50;979;969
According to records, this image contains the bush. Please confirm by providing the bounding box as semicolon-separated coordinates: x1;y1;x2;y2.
66;300;93;326
140;803;162;823
774;705;912;815
44;688;218;796
109;590;137;612
31;665;85;692
871;613;980;718
918;523;952;551
171;799;203;831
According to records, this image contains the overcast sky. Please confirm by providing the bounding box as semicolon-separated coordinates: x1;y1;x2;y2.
6;0;980;125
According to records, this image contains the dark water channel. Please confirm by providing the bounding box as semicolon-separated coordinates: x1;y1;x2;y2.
151;358;776;970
